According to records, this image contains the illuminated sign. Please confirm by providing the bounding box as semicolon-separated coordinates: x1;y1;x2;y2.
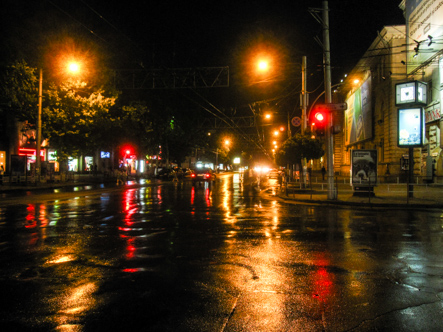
101;151;111;158
48;150;57;161
397;108;425;147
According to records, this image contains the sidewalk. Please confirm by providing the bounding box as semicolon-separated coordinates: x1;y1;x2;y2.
0;173;119;194
268;181;443;209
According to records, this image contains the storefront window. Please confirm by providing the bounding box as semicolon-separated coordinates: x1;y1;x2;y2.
84;156;93;171
68;158;78;172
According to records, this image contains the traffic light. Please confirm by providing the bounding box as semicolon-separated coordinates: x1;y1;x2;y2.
310;107;327;136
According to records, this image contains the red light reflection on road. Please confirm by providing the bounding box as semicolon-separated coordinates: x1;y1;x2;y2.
123;189;137;226
124;237;136;260
25;204;36;228
205;188;211;206
310;254;334;304
23;204;49;246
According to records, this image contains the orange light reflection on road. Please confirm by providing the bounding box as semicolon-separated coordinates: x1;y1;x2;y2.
57;282;97;327
221;175;236;224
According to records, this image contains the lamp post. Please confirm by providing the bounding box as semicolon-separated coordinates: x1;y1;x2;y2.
35;68;43;181
35;61;81;182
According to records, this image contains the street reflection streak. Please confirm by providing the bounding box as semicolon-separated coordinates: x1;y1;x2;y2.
120;189;139;263
57;282;97;324
25;204;36;228
222;174;236;224
310;253;334;304
205;187;211;207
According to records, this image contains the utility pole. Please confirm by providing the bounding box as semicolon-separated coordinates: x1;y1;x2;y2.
322;1;336;200
301;56;308;188
301;56;307;134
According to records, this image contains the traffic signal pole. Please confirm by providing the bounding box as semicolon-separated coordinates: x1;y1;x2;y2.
322;1;336;200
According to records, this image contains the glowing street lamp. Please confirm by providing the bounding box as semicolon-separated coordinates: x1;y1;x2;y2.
67;61;80;75
257;60;269;72
36;60;81;181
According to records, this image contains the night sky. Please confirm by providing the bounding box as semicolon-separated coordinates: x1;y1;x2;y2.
1;0;405;114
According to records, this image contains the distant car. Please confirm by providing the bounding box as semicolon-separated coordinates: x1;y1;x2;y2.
181;168;192;177
267;169;280;179
190;168;216;185
156;168;175;180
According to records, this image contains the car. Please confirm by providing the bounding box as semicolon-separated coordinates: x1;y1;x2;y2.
190;168;216;185
156;168;175;180
267;169;281;179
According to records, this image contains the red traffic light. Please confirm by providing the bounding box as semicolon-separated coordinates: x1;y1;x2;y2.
313;110;326;126
310;107;328;136
315;112;324;122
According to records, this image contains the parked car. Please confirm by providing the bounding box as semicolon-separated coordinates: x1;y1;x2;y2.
156;168;175;180
190;168;216;185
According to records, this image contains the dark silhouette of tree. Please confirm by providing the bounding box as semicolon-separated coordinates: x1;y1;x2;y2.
275;133;324;167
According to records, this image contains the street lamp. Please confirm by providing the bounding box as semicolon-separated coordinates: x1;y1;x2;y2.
68;62;80;74
257;60;269;72
35;61;81;181
35;68;43;181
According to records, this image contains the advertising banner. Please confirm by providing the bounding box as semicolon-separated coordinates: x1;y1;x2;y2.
18;121;36;149
351;150;378;187
397;107;425;147
345;77;372;145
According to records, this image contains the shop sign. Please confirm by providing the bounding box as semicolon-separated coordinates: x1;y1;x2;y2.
425;107;441;123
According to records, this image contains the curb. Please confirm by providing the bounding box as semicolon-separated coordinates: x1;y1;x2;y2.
261;188;443;210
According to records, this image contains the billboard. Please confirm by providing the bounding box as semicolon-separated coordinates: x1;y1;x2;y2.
18;121;36;149
345;76;372;145
351;150;378;187
397;107;425;147
406;0;443;73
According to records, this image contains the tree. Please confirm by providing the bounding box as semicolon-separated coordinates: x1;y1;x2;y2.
275;133;324;167
120;100;205;167
42;80;118;161
0;60;37;121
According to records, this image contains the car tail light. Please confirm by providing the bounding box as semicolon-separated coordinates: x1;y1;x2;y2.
205;173;210;179
191;173;196;178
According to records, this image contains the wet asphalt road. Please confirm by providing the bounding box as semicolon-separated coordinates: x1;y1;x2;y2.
0;173;442;331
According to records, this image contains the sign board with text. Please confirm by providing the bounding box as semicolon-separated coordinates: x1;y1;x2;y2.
351;150;378;187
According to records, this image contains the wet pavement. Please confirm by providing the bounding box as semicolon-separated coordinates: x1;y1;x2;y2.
0;173;442;331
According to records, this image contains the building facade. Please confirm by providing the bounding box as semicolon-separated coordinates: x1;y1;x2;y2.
335;0;443;182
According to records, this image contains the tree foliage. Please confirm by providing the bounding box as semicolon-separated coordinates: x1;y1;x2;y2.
42;80;118;160
0;60;37;121
275;133;324;166
120;100;205;166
